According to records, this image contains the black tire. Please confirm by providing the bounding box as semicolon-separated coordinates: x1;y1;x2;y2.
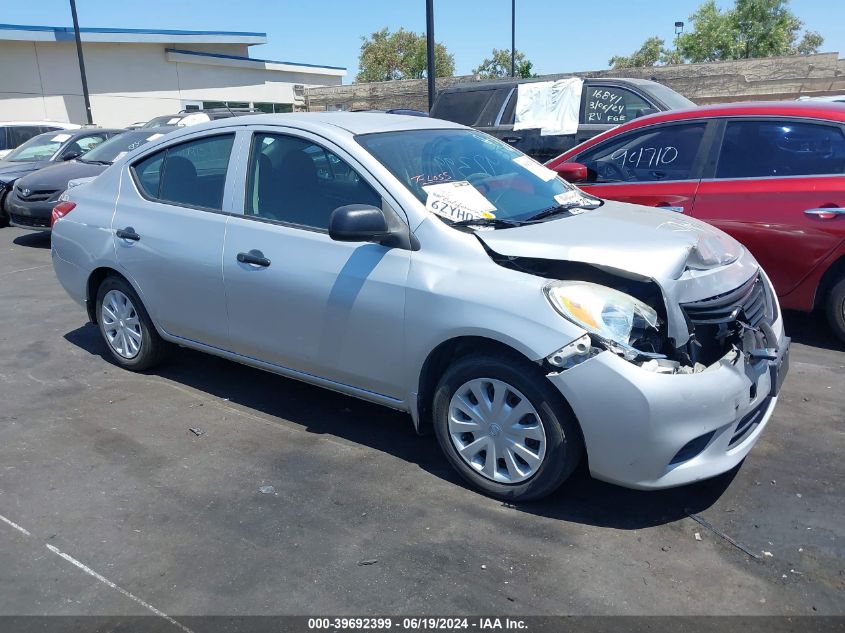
432;351;583;502
825;276;845;344
95;275;171;371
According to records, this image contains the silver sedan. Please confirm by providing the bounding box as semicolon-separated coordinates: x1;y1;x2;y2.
51;113;789;501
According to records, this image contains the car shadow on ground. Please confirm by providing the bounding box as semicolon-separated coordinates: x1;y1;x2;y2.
66;322;738;530
12;231;51;249
782;309;845;352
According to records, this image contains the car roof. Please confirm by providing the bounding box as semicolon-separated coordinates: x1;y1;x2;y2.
613;100;845;128
0;121;80;128
439;76;668;93
179;112;464;136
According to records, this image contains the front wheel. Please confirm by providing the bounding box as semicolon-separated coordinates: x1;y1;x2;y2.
432;352;583;502
95;276;171;370
825;276;845;344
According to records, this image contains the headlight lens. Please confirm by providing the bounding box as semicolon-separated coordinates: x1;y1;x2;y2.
545;281;660;355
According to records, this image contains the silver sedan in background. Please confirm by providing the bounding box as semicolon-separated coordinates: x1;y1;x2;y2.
50;113;789;501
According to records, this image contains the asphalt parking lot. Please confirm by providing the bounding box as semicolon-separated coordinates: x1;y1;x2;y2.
0;226;843;620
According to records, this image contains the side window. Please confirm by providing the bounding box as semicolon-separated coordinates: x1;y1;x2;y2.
0;127;8;151
575;122;707;183
131;134;234;210
717;120;845;179
432;90;496;126
583;86;653;125
7;126;40;149
245;132;381;230
71;134;108;155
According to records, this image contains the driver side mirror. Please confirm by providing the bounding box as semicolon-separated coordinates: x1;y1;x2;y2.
552;162;588;183
329;204;393;244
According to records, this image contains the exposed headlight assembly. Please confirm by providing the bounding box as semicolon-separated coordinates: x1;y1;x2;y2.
544;280;661;359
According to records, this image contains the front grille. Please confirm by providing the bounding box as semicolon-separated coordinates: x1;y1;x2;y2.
9;213;50;228
729;397;771;448
16;186;59;202
682;274;770;328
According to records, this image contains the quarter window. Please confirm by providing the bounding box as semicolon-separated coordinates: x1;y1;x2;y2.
717;120;845;178
575;122;707;183
131;134;235;210
245;133;381;230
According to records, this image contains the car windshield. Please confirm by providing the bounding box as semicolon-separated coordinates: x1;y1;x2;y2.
80;130;166;164
4;132;68;162
645;83;695;109
357;128;596;226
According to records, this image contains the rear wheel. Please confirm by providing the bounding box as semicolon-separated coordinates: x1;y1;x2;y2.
95;276;171;370
432;352;583;502
825;276;845;344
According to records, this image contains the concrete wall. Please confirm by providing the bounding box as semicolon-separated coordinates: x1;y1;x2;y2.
306;52;845;112
0;41;343;127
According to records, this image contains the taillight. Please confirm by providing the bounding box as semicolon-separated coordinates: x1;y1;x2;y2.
51;201;76;227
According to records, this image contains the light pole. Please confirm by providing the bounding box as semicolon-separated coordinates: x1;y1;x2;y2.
69;0;93;124
426;0;436;111
511;0;516;77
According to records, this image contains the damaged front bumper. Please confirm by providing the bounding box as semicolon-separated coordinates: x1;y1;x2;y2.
547;328;790;490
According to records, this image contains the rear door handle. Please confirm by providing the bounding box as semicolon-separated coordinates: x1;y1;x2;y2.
502;136;522;144
804;207;844;219
116;227;140;241
237;250;271;267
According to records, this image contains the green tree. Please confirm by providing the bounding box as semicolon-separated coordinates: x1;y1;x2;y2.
356;28;455;82
473;49;537;79
676;0;823;62
608;0;823;68
608;36;668;69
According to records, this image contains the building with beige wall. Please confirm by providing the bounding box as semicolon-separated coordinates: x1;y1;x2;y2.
0;23;345;127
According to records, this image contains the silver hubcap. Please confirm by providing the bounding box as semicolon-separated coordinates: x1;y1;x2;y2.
448;378;547;484
100;289;143;359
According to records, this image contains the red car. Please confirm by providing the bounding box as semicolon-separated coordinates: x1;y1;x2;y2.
546;101;845;342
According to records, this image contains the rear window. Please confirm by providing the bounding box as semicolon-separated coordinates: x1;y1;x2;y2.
431;89;497;126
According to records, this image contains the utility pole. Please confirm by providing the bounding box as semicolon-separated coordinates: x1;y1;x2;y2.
69;0;93;124
511;0;516;77
426;0;436;111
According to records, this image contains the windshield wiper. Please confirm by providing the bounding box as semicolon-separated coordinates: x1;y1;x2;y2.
78;159;111;165
523;197;604;223
449;217;523;229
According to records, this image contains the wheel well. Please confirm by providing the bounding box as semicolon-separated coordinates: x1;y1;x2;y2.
86;267;127;323
814;254;845;311
415;336;540;435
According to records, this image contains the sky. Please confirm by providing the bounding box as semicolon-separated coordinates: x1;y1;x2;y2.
5;0;845;82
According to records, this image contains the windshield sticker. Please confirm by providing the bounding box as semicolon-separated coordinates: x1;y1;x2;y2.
411;171;453;186
113;151;128;162
167;118;181;124
423;181;496;222
554;190;594;214
513;155;558;182
146;133;164;142
51;133;72;142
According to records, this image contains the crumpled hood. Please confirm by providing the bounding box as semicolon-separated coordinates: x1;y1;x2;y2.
477;200;744;282
0;160;50;184
14;161;105;191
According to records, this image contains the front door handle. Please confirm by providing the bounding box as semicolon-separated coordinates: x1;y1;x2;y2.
116;227;140;241
502;136;522;144
804;207;844;219
237;250;271;267
656;205;686;213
